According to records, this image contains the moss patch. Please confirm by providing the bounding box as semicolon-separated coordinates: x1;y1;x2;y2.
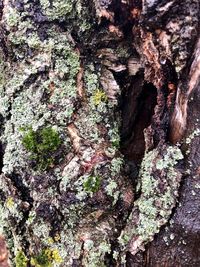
31;248;62;267
15;250;28;267
83;176;101;193
22;127;62;170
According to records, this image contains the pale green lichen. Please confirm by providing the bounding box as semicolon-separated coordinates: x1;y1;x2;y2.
26;33;41;49
108;122;121;148
39;0;92;36
110;157;124;175
84;67;99;95
0;1;127;266
32;222;51;241
1;26;80;174
82;240;111;267
4;6;21;28
0;56;5;87
105;179;120;205
84;239;94;251
40;0;75;19
1;89;51;174
0;204;6;234
185;128;200;154
119;145;183;254
156;146;183;170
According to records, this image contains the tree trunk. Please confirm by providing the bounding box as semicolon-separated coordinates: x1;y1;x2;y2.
0;0;199;266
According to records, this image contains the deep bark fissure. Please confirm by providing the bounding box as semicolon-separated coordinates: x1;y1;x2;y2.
120;79;157;164
9;173;33;234
0;111;4;174
9;174;34;261
0;143;3;173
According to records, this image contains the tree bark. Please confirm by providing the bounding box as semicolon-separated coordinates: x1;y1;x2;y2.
0;0;199;266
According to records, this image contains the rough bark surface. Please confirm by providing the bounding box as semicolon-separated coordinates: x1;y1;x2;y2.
0;0;199;266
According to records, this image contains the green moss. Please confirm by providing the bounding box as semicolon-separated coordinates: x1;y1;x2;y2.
83;176;101;193
31;250;51;267
15;250;28;267
31;248;62;267
22;127;61;170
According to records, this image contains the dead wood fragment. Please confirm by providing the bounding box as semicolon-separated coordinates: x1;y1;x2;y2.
77;66;85;99
67;124;82;152
170;38;200;144
100;68;121;103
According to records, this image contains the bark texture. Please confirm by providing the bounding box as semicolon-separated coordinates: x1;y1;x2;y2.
0;0;199;266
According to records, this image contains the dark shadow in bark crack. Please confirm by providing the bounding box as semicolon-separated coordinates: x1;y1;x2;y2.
0;141;3;173
120;76;157;164
105;76;158;266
